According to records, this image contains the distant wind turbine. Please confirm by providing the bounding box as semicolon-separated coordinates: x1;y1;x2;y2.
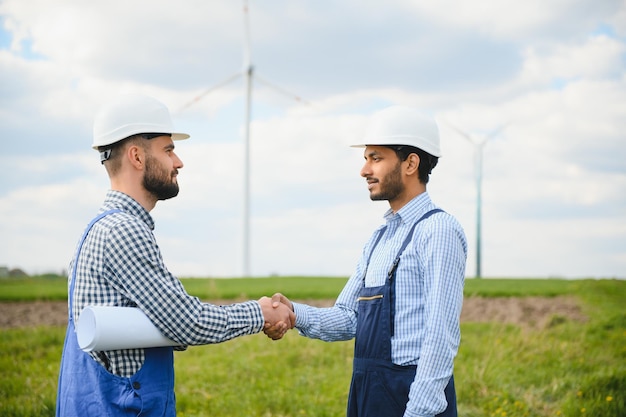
178;0;307;277
447;122;509;279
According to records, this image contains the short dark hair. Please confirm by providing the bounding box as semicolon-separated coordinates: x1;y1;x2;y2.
98;133;171;174
384;145;439;184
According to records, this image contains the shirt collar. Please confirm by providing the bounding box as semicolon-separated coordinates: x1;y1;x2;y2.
102;190;155;230
383;192;433;226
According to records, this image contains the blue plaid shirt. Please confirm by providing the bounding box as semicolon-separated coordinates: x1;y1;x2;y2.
293;192;467;417
69;190;264;376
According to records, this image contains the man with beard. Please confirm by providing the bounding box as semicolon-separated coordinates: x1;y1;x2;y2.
56;93;294;417
266;106;467;417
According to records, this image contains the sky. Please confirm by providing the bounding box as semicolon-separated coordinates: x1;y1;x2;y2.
1;0;625;279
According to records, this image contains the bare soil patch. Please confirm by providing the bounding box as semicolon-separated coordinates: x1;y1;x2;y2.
0;296;586;330
460;296;586;329
0;300;69;328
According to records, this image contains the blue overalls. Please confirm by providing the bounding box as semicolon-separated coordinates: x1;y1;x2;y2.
347;209;457;417
56;209;176;416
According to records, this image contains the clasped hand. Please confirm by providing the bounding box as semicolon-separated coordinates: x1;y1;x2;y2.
258;293;294;340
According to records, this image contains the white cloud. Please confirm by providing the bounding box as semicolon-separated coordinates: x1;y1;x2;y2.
0;173;104;274
1;0;624;278
399;0;622;40
519;34;625;88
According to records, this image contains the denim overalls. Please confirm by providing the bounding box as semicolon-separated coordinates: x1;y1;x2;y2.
56;209;176;416
347;209;457;417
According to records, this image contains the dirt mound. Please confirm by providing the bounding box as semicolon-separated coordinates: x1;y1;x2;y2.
0;296;586;330
460;296;586;329
0;300;69;328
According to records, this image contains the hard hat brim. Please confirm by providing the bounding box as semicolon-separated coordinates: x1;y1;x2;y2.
172;133;190;141
349;142;442;158
92;131;190;150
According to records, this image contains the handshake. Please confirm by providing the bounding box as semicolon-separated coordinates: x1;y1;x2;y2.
258;293;294;340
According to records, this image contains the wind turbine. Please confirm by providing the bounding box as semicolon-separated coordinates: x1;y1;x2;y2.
178;0;307;277
447;122;509;279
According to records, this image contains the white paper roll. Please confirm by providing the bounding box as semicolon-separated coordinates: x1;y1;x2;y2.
77;306;178;352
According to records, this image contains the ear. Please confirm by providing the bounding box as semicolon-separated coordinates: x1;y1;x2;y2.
404;153;420;176
127;144;145;170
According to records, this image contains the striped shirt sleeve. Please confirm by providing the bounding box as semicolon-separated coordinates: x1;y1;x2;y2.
292;225;385;340
404;214;466;417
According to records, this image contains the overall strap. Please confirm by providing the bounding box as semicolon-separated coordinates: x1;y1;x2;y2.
388;208;443;336
68;209;121;318
362;225;387;280
387;208;443;279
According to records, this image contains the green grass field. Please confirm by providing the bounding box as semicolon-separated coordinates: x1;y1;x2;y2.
0;275;596;302
0;276;624;416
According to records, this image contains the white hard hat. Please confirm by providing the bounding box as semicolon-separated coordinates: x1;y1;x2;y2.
92;93;189;149
352;105;441;157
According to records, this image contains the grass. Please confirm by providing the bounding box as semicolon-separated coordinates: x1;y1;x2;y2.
0;277;624;416
175;333;353;417
0;275;610;301
0;327;62;416
0;276;349;302
0;276;70;302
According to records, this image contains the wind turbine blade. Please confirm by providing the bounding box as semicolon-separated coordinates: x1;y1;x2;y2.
175;72;243;114
255;73;311;105
443;121;475;144
242;0;252;69
486;122;510;139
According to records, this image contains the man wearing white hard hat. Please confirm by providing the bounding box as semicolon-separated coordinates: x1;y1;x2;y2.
267;106;467;417
56;93;295;417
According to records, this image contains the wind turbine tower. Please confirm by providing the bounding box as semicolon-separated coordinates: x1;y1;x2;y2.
242;0;253;278
178;0;306;277
448;123;508;279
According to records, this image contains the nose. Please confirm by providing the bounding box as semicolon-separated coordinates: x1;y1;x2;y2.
173;152;184;169
360;161;371;178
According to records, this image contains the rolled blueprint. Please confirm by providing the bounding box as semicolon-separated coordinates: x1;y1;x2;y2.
77;306;178;352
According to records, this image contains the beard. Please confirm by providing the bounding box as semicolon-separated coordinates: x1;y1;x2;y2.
370;162;404;201
143;154;180;201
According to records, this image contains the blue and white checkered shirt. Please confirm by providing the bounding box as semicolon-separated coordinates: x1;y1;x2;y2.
69;190;264;377
293;192;467;417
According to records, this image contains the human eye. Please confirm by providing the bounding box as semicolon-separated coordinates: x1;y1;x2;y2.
366;152;381;162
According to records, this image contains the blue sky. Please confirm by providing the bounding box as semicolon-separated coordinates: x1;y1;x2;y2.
1;0;625;278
